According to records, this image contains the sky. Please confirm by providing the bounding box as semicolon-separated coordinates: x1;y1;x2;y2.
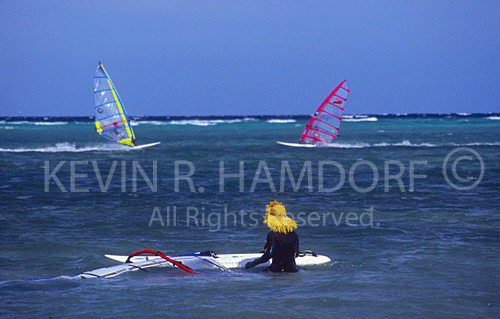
1;0;499;117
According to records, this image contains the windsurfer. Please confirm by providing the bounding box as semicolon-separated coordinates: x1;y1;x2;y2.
245;200;299;272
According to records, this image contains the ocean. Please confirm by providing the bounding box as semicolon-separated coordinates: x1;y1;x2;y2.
0;114;499;318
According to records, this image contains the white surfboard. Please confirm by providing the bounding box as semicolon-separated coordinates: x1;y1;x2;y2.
105;252;331;269
276;141;318;148
133;142;161;149
77;258;173;279
74;251;331;279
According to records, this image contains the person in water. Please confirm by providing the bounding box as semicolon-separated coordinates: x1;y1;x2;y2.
245;200;299;272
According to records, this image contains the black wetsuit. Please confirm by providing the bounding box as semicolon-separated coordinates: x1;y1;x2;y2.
245;231;299;272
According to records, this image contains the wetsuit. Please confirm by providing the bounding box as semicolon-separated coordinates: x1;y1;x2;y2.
245;231;299;272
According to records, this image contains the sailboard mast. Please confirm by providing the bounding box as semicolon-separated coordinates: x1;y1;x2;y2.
300;80;349;144
94;62;136;146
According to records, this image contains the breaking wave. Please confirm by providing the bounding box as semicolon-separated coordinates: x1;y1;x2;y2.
319;140;499;148
266;119;297;124
0;142;131;153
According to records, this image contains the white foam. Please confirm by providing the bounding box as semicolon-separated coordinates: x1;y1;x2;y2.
168;119;245;126
1;121;68;125
451;142;500;147
343;114;369;119
343;117;378;122
328;140;500;148
129;120;165;126
322;140;438;148
382;140;437;147
266;119;296;124
323;142;371;148
0;142;130;153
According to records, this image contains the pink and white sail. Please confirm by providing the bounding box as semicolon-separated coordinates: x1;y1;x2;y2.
300;80;349;144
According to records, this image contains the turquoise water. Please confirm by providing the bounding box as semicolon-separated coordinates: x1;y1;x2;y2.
1;114;499;318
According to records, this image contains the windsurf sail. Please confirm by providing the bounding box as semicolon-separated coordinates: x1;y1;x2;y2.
300;80;349;144
94;62;136;146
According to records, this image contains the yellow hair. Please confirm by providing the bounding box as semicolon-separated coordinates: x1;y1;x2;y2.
263;200;297;233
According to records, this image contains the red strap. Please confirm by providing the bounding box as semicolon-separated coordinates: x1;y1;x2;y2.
125;250;201;275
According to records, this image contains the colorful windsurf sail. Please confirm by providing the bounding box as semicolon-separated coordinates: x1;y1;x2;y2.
94;62;136;146
300;80;349;144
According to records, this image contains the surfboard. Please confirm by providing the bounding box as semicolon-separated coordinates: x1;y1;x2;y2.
75;251;331;278
133;142;161;149
105;252;331;268
276;141;318;148
77;258;173;279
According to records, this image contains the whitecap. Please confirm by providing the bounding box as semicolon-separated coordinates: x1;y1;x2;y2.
0;142;130;153
168;119;244;126
374;140;436;147
451;142;500;147
323;142;371;148
266;119;296;124
343;117;378;122
130;120;165;126
3;121;68;126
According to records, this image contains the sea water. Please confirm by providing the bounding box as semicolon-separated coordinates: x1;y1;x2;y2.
0;114;499;318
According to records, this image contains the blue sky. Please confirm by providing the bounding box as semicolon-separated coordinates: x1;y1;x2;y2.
1;1;499;116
